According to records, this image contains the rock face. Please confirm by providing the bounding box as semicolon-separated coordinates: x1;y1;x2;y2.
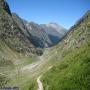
12;13;67;48
0;0;43;56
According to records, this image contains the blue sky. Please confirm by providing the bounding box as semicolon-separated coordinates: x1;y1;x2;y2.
7;0;90;29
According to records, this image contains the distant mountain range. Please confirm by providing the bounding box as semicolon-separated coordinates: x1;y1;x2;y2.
12;13;67;48
41;23;66;45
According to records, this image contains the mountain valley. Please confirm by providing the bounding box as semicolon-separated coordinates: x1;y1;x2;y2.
0;0;90;90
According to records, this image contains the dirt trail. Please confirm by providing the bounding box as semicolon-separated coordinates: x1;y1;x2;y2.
37;66;53;90
37;75;43;90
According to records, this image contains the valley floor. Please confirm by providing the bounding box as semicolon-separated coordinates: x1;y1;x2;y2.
0;48;54;90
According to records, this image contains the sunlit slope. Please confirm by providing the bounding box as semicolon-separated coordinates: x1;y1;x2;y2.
41;11;90;90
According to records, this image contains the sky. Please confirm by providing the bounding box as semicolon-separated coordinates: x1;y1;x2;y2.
7;0;90;29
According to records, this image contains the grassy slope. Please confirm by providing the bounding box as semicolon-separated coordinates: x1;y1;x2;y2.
21;79;37;90
42;42;90;90
41;12;90;90
0;41;39;88
0;41;14;87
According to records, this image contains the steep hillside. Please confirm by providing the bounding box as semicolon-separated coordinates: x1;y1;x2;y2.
41;11;90;90
0;0;42;88
12;13;30;38
42;42;90;90
0;0;42;55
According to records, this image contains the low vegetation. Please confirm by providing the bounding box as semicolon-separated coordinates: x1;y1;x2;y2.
22;79;37;90
42;42;90;90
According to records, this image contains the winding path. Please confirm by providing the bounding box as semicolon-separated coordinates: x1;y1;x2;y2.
37;66;53;90
37;75;43;90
